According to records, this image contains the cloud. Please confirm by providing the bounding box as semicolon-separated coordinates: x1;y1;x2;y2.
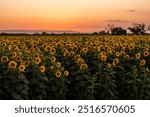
126;10;136;12
68;25;104;29
105;20;129;23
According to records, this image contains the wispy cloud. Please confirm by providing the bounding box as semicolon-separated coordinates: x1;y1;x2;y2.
105;20;129;23
68;25;104;29
126;10;136;12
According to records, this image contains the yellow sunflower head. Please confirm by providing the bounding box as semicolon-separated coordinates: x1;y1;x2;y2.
35;57;41;64
64;70;69;76
113;58;119;66
140;60;146;67
50;56;56;62
55;71;62;78
8;61;17;69
1;56;9;62
124;55;130;61
77;58;84;65
55;62;61;68
101;55;107;62
80;63;88;71
135;53;141;59
40;66;46;73
19;64;26;72
144;51;149;57
50;48;56;54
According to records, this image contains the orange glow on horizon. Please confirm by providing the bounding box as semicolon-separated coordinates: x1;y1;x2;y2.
0;0;150;32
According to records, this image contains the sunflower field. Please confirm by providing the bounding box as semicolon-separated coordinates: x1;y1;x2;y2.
0;35;150;100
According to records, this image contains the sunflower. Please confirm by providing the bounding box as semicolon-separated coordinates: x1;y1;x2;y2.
115;52;120;57
8;61;17;69
124;55;130;61
55;62;61;68
40;66;46;73
101;55;107;61
12;52;17;58
19;64;25;72
144;51;149;57
50;48;56;54
121;47;126;52
108;51;112;55
15;56;22;62
55;71;61;78
35;57;41;64
82;48;88;53
8;45;12;51
140;60;146;67
44;46;51;52
64;70;69;76
74;54;81;60
69;51;75;57
128;44;134;50
101;51;106;56
113;58;119;66
63;51;69;57
120;51;126;56
107;63;112;68
144;44;149;49
25;61;30;66
135;53;141;59
50;56;56;62
72;46;78;51
1;56;9;62
77;58;84;65
80;63;88;71
107;48;111;52
114;43;118;48
50;66;54;71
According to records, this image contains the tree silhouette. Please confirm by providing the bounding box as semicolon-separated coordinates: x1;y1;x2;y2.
128;23;146;35
111;27;127;35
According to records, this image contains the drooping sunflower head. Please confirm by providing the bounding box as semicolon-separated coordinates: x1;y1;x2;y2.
80;63;88;71
69;51;75;57
113;58;120;66
124;55;130;61
74;54;81;61
107;63;112;69
120;51;126;56
77;58;84;65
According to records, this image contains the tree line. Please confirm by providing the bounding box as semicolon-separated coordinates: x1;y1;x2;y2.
98;23;150;35
0;23;150;36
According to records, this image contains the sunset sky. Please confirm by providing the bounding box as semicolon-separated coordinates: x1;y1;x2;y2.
0;0;150;32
